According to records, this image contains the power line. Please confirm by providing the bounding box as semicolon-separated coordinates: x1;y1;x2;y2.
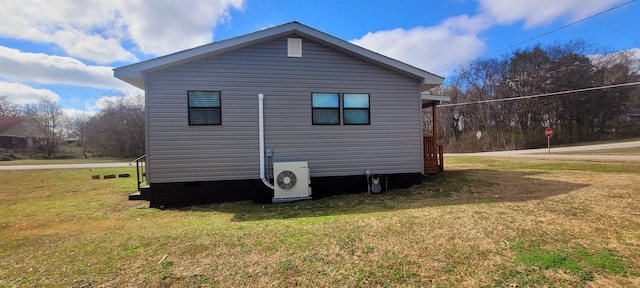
438;81;640;107
437;0;636;74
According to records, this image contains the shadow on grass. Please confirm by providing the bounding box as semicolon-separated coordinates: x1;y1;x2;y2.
174;168;589;222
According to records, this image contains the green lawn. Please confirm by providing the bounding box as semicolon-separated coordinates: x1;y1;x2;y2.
1;159;639;287
549;147;640;156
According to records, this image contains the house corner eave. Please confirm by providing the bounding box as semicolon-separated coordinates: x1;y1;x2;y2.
421;94;451;108
420;74;444;92
113;68;146;90
420;82;441;92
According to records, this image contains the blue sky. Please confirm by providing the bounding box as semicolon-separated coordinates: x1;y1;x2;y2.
0;0;638;118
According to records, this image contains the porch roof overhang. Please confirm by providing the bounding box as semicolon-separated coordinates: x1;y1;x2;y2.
421;94;450;108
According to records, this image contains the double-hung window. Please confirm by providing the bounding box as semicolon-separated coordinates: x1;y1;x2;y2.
312;93;340;125
343;93;370;125
188;91;221;125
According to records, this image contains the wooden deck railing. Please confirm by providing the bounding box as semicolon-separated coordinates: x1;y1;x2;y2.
423;135;443;173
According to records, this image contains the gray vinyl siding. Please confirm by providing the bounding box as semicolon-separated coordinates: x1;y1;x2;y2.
145;35;423;184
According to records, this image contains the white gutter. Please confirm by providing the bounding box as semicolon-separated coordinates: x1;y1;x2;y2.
259;93;274;189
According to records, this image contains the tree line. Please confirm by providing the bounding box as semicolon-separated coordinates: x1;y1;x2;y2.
0;94;144;159
3;40;639;158
427;41;640;152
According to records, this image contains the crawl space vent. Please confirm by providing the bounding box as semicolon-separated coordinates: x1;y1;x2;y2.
288;38;302;58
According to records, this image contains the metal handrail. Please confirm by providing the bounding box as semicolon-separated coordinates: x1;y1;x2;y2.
131;154;146;190
132;154;146;163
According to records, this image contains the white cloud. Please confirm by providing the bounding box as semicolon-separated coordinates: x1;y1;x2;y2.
118;0;245;56
0;0;245;64
95;92;144;110
0;1;136;64
478;0;626;28
630;48;640;73
351;24;486;75
350;0;626;76
0;46;137;91
440;14;492;34
589;48;640;74
63;108;96;120
60;92;143;119
0;81;60;105
52;28;138;64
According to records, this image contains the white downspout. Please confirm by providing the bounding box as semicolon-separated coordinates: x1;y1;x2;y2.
259;93;274;189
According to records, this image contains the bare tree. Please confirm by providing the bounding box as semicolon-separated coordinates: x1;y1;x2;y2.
84;93;145;158
69;112;92;158
442;40;640;152
24;99;68;158
0;96;22;116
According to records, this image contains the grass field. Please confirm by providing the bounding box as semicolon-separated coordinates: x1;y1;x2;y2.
0;158;130;166
1;158;639;287
549;147;640;156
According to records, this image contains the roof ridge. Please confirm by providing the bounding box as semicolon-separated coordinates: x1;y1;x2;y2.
114;22;443;91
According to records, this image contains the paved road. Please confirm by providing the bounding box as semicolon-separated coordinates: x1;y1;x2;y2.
1;141;639;171
0;162;134;171
446;140;640;162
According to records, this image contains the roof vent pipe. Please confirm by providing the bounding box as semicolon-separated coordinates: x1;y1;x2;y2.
259;93;274;190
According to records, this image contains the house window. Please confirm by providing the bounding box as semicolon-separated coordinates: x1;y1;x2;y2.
188;91;221;125
312;93;340;125
343;93;370;125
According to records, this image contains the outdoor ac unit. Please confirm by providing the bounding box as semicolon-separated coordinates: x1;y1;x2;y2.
273;161;312;203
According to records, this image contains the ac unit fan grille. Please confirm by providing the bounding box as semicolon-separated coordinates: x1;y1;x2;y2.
276;170;297;190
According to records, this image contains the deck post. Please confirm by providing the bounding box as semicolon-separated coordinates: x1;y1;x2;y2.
422;94;450;173
432;105;437;153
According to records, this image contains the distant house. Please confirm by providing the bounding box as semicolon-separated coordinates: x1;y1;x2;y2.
114;22;448;207
0;116;35;151
627;108;640;127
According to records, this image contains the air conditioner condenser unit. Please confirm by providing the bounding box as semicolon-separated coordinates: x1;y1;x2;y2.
272;161;312;203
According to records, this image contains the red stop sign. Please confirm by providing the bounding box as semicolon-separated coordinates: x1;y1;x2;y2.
545;127;553;138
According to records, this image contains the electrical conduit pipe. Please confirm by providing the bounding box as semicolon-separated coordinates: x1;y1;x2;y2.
259;93;274;189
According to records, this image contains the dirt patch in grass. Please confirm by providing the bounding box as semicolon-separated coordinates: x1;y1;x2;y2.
1;160;639;287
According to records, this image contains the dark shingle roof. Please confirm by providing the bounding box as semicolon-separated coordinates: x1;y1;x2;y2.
0;116;27;135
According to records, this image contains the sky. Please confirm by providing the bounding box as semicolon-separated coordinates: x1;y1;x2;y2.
0;0;638;118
